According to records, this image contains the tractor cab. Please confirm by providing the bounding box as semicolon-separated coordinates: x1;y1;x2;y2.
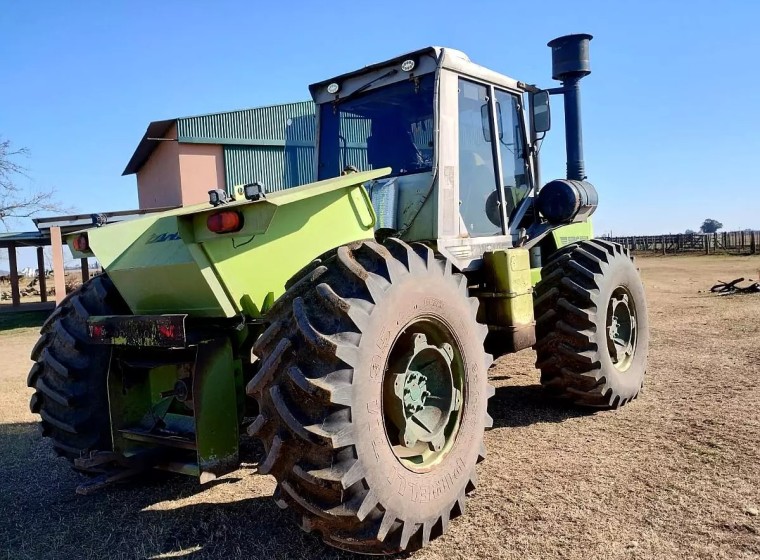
310;42;597;272
310;47;541;268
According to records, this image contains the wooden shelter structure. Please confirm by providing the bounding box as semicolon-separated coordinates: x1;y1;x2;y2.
1;208;172;308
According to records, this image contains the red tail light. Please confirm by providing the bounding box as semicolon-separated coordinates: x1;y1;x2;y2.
207;211;243;234
73;233;89;252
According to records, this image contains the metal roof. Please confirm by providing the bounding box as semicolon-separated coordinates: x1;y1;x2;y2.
33;207;176;232
0;207;175;248
121;119;176;177
123;101;315;176
0;231;48;248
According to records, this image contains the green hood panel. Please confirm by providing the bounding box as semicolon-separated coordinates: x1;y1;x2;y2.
84;169;389;317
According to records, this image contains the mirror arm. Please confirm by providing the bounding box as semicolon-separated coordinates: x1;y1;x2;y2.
545;86;569;95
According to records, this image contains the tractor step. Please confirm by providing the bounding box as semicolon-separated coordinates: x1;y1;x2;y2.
119;428;197;451
74;448;170;495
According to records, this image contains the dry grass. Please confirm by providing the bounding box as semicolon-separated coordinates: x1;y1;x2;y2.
1;254;758;559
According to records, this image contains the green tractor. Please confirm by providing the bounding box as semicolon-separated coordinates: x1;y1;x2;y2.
27;34;648;554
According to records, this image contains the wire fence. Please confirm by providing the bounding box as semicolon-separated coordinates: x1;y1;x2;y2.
600;231;759;255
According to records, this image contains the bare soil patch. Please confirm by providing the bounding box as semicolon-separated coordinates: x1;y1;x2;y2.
1;254;758;559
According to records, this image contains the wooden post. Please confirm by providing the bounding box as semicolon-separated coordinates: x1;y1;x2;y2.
751;232;757;255
36;246;47;303
8;244;20;306
662;235;666;255
705;234;709;255
50;226;66;305
80;258;89;282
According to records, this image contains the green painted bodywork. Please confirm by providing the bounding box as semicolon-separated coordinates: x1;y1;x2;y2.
65;160;596;483
550;220;594;249
107;338;243;479
77;169;388;318
68;169;386;481
530;220;594;285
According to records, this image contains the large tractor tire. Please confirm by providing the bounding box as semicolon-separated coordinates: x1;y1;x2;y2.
534;239;649;407
247;239;493;554
27;275;127;461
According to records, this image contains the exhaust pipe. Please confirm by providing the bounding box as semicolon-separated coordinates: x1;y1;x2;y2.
536;33;598;225
548;33;593;181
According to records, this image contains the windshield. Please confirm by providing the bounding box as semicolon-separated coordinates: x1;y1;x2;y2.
317;73;435;180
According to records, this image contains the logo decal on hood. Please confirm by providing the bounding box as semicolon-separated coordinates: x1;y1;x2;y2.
146;232;181;244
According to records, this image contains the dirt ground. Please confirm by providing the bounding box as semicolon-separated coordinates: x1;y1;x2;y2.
1;254;758;559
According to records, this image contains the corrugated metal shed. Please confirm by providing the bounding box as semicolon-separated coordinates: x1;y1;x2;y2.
177;101;314;144
223;109;316;192
123;101;317;191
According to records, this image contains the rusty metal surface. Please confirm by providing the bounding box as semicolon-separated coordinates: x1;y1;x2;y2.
88;314;188;347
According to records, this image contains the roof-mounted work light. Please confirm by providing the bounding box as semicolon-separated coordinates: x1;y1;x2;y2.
208;189;230;207
243;182;266;201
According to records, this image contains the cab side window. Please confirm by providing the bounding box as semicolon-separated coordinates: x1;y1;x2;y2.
494;90;529;217
458;79;499;236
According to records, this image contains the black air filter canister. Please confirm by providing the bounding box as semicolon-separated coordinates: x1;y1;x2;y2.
548;33;592;81
537;179;598;224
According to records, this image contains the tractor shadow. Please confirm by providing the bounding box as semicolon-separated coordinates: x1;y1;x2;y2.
0;424;363;560
488;383;595;428
4;391;591;560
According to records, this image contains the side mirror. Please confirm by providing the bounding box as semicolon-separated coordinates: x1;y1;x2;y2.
480;103;491;142
532;90;551;133
495;101;504;141
481;102;505;142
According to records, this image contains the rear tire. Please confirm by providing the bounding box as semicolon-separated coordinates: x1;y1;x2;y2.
248;239;493;554
27;275;128;460
534;239;649;407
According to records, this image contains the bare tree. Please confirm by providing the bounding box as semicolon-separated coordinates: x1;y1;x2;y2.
0;137;63;226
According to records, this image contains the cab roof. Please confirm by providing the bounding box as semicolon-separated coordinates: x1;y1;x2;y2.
309;46;531;99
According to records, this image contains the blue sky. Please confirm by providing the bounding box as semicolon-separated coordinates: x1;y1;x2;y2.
1;0;759;266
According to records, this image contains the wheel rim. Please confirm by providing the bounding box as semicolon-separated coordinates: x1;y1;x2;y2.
383;318;465;472
606;286;637;372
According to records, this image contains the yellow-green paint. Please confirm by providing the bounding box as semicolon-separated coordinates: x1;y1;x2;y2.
483;249;534;328
530;221;595;287
106;339;242;478
198;184;377;317
551;220;593;248
530;267;542;286
193;339;240;476
83;168;389;318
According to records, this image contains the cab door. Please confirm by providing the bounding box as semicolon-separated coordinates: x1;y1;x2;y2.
493;89;530;223
456;78;501;237
456;78;531;238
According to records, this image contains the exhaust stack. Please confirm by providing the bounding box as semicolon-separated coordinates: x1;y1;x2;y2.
548;33;593;181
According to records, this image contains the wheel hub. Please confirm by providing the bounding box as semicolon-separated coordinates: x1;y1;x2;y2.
385;330;463;468
401;370;430;415
606;287;637;371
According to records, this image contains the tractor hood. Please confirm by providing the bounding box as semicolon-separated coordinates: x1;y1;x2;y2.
70;169;389;318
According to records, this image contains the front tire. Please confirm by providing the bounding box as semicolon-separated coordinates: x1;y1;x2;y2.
534;239;649;407
247;239;493;554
